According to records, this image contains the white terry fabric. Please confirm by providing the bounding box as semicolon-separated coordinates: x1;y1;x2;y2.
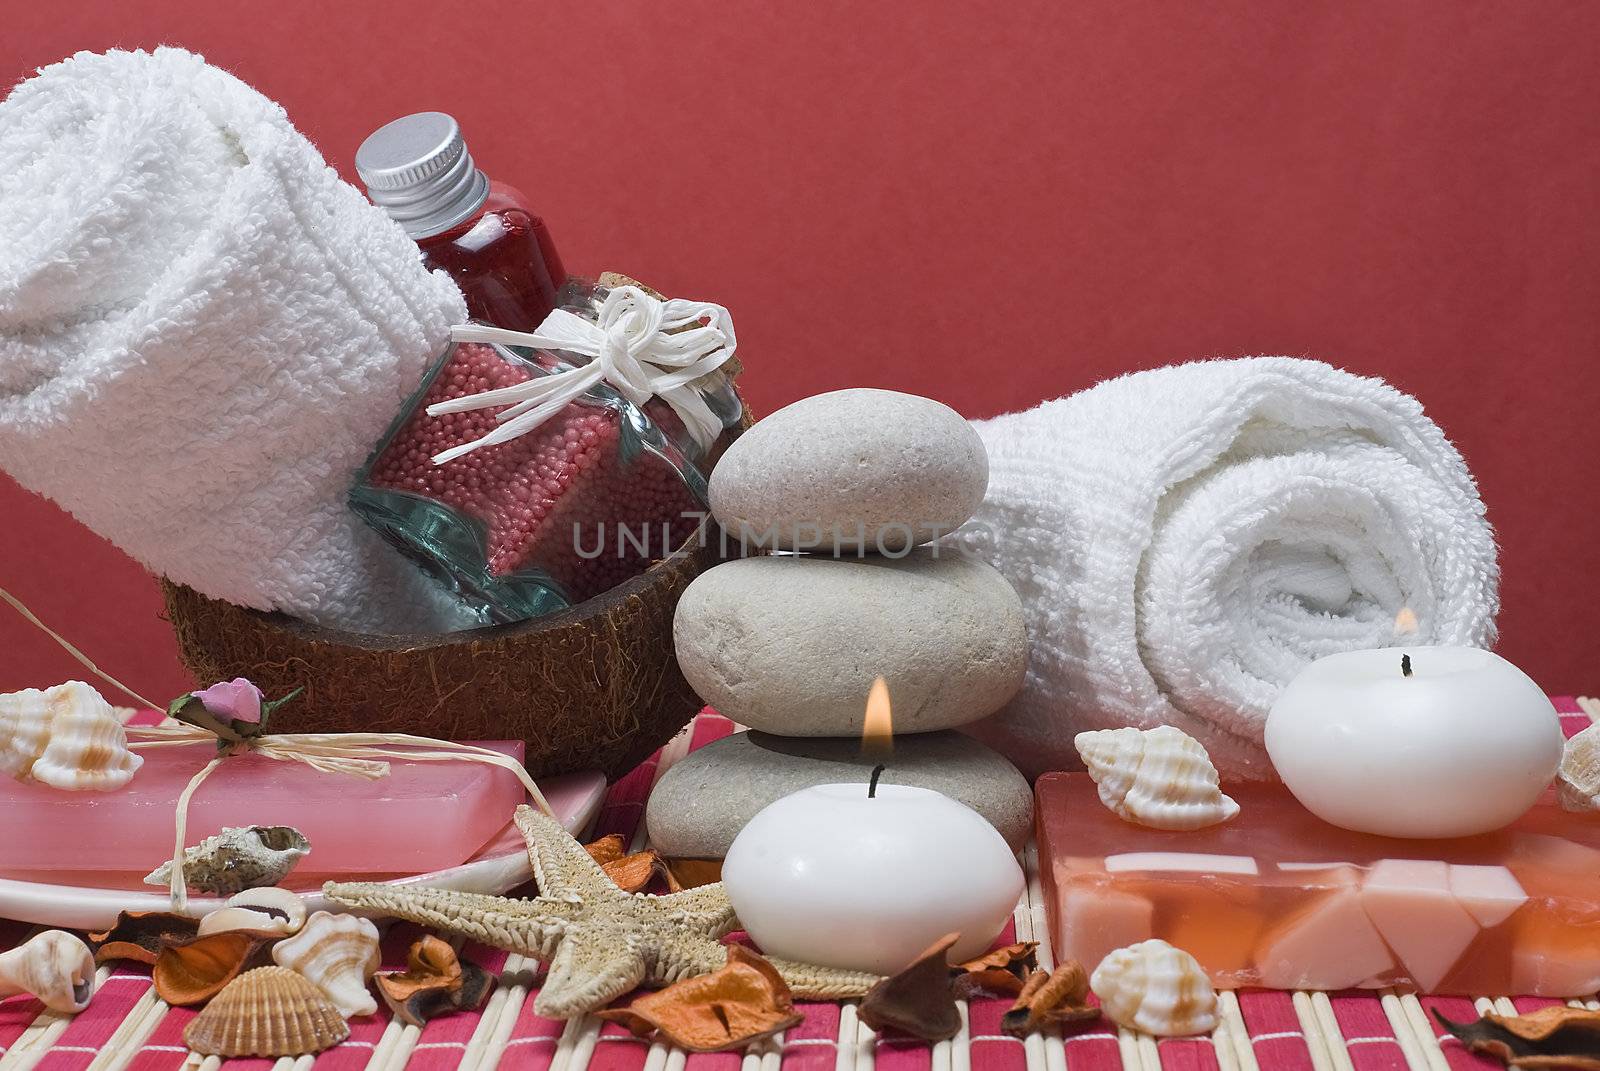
955;357;1498;780
0;48;475;633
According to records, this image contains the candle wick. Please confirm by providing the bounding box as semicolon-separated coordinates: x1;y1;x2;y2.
1401;653;1413;677
868;764;886;799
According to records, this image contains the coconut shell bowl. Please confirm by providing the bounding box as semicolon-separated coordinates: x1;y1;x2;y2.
163;332;747;782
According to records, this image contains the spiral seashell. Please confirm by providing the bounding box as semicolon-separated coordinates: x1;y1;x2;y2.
1558;723;1600;813
143;825;310;896
0;930;97;1013
183;966;349;1058
199;887;309;937
272;911;380;1017
1074;725;1239;830
0;681;142;791
1090;939;1217;1036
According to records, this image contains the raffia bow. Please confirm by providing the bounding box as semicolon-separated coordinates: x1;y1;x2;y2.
427;285;737;465
0;587;555;913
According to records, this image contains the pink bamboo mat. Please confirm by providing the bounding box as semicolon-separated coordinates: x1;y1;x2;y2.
0;697;1594;1071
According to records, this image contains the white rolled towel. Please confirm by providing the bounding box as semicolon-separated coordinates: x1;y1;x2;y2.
0;48;474;633
955;357;1498;780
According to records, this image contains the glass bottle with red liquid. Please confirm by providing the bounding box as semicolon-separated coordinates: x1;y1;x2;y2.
351;114;741;625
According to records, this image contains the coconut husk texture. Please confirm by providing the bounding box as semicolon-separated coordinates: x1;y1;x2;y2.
161;273;745;782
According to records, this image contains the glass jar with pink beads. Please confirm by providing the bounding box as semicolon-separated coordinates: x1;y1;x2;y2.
351;274;742;625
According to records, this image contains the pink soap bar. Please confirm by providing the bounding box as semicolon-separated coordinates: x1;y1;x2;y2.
1037;772;1600;997
0;740;527;876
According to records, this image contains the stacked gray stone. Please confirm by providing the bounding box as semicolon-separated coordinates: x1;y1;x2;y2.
646;389;1034;858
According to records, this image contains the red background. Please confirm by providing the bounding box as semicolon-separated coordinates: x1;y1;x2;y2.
1;2;1596;698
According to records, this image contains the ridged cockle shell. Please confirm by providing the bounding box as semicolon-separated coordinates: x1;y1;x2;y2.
1090;939;1217;1036
1074;725;1239;830
183;966;348;1057
0;681;142;791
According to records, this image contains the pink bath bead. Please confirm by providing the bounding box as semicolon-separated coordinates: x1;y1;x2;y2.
368;343;706;606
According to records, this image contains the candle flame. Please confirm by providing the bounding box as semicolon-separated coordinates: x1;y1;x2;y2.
1393;607;1419;638
861;676;893;761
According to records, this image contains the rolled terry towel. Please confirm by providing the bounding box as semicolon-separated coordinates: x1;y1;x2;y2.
955;357;1498;780
0;48;474;633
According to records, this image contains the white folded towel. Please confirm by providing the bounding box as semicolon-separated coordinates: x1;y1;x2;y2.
0;48;475;633
955;357;1498;780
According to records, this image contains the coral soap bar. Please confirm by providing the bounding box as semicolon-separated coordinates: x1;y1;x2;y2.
1037;771;1600;997
0;741;527;876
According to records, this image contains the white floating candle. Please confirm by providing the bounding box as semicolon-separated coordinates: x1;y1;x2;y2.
722;777;1024;975
1265;646;1563;838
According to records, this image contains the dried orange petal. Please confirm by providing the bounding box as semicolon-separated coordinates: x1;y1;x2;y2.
1001;963;1097;1037
584;834;628;867
1434;1007;1600;1069
598;945;801;1052
377;939;495;1028
602;851;667;894
375;935;464;1003
954;968;1027;999
664;859;723;892
88;911;200;966
958;942;1038;974
153;930;278;1006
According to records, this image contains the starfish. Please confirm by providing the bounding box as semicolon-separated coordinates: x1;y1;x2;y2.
325;806;879;1018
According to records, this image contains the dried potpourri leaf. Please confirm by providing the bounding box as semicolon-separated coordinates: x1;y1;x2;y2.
958;942;1038;974
583;834;668;893
376;935;462;1001
597;944;801;1052
1433;1006;1600;1069
1001;962;1099;1038
376;936;496;1027
88;911;201;965
584;834;627;867
604;851;668;894
153;929;280;1006
857;934;962;1041
954;968;1026;999
952;941;1037;998
663;858;723;892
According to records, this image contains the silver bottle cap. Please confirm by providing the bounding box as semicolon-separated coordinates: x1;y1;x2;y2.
355;112;490;239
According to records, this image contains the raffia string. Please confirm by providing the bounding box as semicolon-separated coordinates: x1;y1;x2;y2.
1;584;556;913
0;586;164;711
431;285;736;464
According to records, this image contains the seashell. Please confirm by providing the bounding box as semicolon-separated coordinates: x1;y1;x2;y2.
199;887;309;936
0;930;97;1013
183;966;349;1058
0;681;143;791
272;911;380;1017
1558;723;1600;813
143;825;310;896
1074;725;1239;830
1089;939;1217;1037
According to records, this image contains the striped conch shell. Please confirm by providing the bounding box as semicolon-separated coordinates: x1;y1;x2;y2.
1090;939;1217;1036
0;930;97;1013
272;911;380;1017
1074;725;1239;830
0;680;143;791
